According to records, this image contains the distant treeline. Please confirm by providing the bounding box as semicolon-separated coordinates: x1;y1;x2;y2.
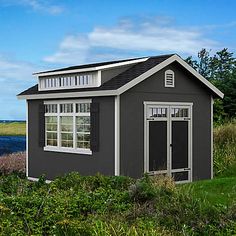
0;120;26;123
186;48;236;123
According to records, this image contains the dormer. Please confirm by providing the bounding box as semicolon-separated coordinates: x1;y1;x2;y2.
38;71;101;91
35;57;148;92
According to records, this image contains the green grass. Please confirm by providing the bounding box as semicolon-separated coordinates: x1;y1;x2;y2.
0;122;26;136
181;177;236;206
0;173;234;235
213;120;236;177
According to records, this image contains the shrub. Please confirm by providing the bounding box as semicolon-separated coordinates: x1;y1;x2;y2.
0;152;25;175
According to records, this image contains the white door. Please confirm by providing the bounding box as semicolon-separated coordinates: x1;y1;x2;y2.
144;102;192;183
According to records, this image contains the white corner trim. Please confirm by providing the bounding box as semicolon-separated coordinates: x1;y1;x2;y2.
34;58;149;77
114;95;120;176
211;96;214;179
26;100;29;178
28;176;52;184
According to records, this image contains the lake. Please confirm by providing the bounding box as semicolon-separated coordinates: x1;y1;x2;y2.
0;136;26;156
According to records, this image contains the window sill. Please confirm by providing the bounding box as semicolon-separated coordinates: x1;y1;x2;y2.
44;146;92;155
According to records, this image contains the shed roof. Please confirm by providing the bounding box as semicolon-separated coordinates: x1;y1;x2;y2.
18;54;224;99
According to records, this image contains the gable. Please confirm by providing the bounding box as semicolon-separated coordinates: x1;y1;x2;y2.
128;61;212;97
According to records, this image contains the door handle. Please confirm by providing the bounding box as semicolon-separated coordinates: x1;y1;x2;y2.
184;168;190;170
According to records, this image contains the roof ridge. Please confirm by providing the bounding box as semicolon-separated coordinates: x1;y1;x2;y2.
34;54;177;75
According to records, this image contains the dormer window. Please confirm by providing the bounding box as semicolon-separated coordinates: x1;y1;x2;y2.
38;71;100;91
165;70;175;87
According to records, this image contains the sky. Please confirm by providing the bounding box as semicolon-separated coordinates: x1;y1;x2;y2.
1;0;236;120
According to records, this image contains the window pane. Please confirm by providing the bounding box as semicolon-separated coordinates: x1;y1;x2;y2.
45;104;57;113
76;117;90;132
76;103;90;113
60;104;73;113
61;133;73;148
149;107;167;118
45;116;58;146
60;116;73;148
171;108;189;118
46;124;57;131
46;132;57;146
76;115;90;149
77;140;90;149
46;116;57;124
61;133;73;141
46;117;57;131
61;116;73;132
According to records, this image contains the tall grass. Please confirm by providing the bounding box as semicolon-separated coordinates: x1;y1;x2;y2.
214;120;236;177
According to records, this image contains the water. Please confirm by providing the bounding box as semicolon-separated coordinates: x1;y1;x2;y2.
0;136;26;156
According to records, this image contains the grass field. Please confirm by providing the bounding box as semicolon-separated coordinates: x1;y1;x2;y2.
181;176;236;206
0;122;26;136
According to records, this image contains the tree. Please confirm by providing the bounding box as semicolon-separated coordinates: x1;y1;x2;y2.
185;48;236;121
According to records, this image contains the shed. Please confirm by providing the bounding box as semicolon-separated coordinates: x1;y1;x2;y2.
18;54;224;183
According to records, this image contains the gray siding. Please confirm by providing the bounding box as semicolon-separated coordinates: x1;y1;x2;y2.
120;62;211;180
28;96;115;180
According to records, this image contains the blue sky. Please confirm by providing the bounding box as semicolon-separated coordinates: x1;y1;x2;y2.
1;0;236;120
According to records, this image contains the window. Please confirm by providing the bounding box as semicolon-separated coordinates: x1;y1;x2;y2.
39;72;98;91
165;70;175;87
44;100;92;155
171;108;189;118
148;107;167;118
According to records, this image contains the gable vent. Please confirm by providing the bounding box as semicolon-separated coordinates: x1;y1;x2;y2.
165;70;175;87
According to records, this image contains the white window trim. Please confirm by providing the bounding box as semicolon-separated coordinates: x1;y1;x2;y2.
44;99;92;155
165;69;175;87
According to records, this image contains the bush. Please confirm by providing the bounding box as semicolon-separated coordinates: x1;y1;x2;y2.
0;152;25;175
0;172;234;235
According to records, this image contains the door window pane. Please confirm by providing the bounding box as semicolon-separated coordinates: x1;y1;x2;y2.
149;107;167;118
172;171;188;181
171;108;188;117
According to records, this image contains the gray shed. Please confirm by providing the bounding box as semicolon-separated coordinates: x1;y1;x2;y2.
18;54;224;183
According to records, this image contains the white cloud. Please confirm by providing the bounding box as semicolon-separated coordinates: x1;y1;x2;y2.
0;55;38;82
44;18;219;65
0;56;39;120
0;0;64;15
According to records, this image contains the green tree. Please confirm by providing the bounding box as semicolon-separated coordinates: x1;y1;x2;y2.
185;48;236;121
